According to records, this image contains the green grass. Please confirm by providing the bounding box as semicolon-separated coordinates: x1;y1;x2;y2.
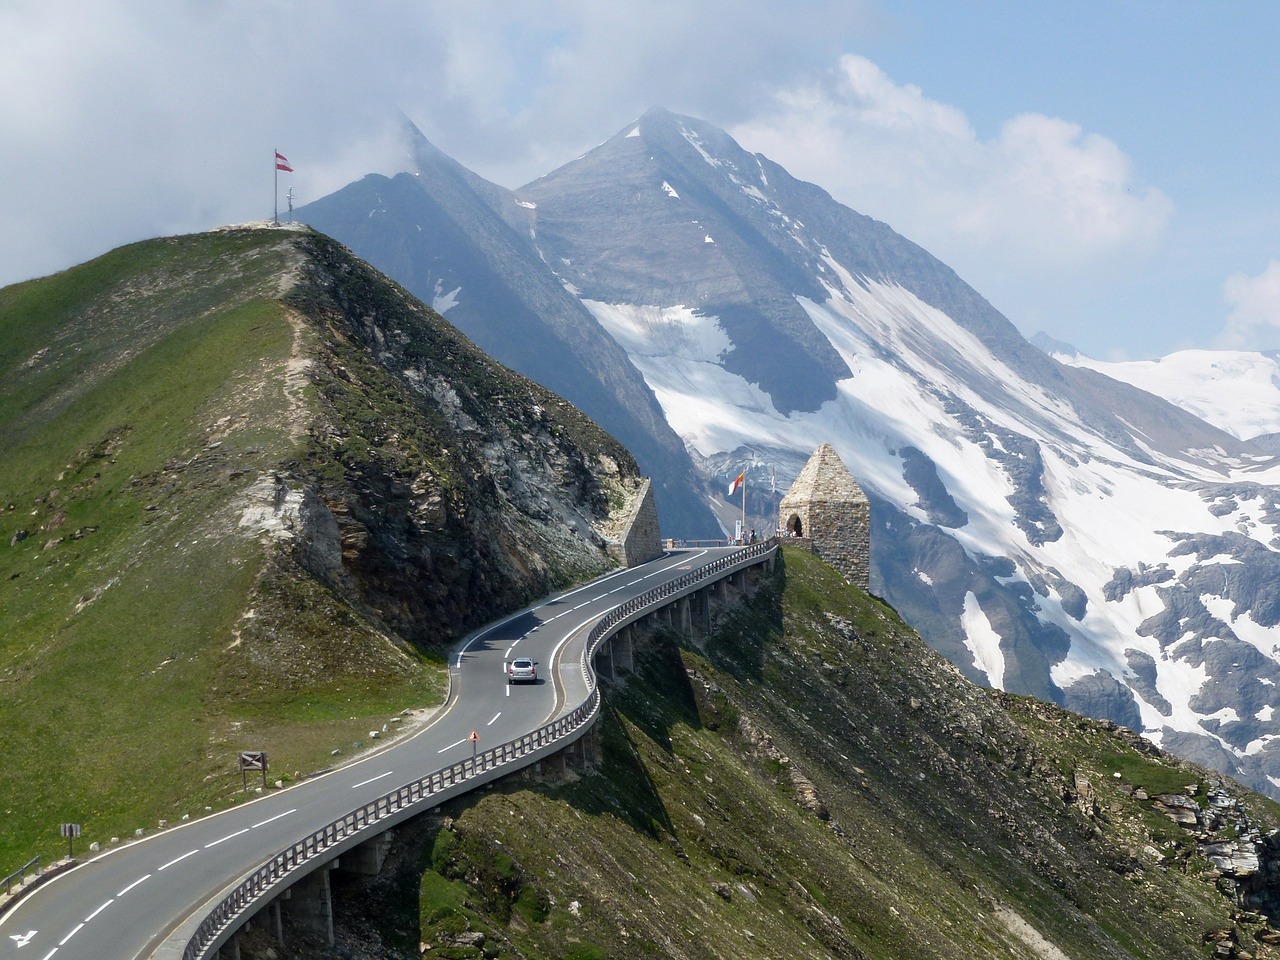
0;224;636;882
0;230;451;868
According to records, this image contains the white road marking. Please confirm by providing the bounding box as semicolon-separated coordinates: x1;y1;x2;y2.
58;924;83;946
83;901;113;926
160;849;201;868
351;772;393;789
10;931;36;948
251;808;297;830
40;948;57;960
438;738;467;753
117;874;150;897
487;712;501;725
204;827;249;849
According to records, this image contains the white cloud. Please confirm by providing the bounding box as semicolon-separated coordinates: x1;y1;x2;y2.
0;1;884;286
1219;260;1280;349
729;54;1173;278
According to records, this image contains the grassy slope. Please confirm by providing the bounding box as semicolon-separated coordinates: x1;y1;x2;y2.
385;548;1280;960
0;231;443;868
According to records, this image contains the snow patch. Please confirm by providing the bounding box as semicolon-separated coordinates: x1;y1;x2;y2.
431;280;461;314
961;592;1005;688
1059;349;1280;441
662;181;680;199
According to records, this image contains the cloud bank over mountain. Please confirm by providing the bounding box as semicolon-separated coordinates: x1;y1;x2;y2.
6;3;1280;357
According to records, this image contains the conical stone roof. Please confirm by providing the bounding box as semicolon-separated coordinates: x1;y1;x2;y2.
780;443;868;509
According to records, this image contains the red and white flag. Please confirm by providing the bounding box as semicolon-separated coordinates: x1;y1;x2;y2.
274;150;293;173
728;471;745;496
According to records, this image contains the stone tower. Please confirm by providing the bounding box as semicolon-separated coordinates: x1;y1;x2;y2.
778;443;871;588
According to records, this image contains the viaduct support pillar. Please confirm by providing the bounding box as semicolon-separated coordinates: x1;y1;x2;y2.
677;596;692;637
696;588;712;634
282;861;337;946
615;627;634;673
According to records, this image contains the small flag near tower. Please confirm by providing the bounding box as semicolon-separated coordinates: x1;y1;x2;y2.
728;471;744;496
273;149;293;224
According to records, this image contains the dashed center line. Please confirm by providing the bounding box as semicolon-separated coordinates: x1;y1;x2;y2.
438;738;467;754
351;771;393;789
159;849;200;869
85;898;114;922
251;808;296;830
58;923;84;946
204;828;249;849
487;712;501;725
117;874;150;897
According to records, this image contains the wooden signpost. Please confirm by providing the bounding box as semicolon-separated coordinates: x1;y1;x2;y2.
238;751;269;791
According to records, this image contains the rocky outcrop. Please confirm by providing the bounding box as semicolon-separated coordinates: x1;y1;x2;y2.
252;231;647;650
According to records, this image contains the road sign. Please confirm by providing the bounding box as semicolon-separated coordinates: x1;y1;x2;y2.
468;729;479;758
238;751;269;790
59;823;81;858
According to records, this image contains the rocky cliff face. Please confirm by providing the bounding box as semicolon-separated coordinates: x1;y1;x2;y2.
268;230;645;650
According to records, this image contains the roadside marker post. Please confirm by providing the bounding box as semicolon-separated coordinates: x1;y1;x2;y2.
59;822;81;859
468;729;480;760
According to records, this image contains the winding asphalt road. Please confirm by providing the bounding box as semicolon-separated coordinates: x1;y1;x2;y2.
0;547;742;960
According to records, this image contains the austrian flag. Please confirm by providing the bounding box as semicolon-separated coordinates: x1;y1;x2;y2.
274;150;293;173
728;472;744;496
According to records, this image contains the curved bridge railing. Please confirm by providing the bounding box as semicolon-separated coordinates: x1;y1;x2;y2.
181;539;777;960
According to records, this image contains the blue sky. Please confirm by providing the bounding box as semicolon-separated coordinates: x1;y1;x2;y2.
2;1;1277;360
850;1;1280;358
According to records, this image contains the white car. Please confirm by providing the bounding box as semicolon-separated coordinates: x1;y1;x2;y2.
508;657;537;684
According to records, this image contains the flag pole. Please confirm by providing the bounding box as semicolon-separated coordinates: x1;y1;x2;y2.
741;472;746;543
273;148;279;225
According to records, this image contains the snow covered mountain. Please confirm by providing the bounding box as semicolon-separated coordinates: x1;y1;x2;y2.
302;109;1280;800
1050;347;1280;444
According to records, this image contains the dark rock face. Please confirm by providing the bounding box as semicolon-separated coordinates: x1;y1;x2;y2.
282;232;645;649
871;494;1070;703
1060;670;1143;731
899;446;967;528
1124;649;1173;716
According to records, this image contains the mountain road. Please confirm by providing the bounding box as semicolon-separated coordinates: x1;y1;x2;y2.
0;546;747;960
